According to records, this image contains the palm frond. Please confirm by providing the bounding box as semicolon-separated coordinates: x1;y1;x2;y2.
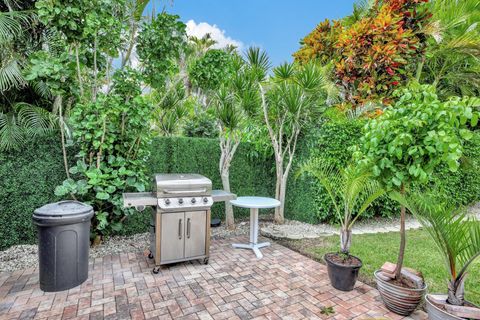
0;10;32;42
396;192;480;291
0;103;57;151
0;52;25;91
273;62;295;81
245;47;271;73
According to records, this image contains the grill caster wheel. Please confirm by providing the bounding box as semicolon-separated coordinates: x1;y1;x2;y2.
152;267;160;274
202;257;209;265
148;252;154;259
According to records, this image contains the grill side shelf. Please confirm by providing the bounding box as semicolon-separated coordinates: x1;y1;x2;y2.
212;190;237;203
123;192;157;211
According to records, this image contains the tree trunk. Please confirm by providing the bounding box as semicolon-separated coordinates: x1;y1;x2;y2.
219;136;239;230
274;159;284;224
448;277;466;306
340;227;352;254
395;184;406;279
75;44;84;98
57;96;70;180
221;171;235;229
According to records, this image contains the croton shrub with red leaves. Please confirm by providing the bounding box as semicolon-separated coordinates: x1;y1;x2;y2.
293;19;343;65
294;0;431;106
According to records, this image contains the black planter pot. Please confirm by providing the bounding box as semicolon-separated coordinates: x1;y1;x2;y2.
324;253;362;291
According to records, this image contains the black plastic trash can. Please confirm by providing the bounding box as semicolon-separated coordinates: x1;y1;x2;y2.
33;200;94;292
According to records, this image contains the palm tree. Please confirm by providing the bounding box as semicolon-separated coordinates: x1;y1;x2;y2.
418;0;480;97
0;1;58;151
393;193;480;306
189;33;217;56
298;162;385;254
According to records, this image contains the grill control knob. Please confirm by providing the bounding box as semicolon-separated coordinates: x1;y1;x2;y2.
191;198;196;204
165;199;170;205
178;198;184;205
203;197;208;203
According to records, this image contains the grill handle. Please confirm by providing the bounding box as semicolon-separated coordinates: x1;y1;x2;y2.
163;188;207;195
187;218;191;238
178;219;182;239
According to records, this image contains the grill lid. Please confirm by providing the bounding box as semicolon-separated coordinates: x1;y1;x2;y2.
155;173;212;197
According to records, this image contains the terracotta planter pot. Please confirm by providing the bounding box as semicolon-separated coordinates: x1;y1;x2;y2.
324;253;362;292
374;270;427;316
426;294;479;320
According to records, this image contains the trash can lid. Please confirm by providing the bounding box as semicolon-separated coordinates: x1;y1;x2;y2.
34;200;93;218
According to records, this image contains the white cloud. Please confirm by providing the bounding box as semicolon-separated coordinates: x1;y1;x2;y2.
185;20;243;51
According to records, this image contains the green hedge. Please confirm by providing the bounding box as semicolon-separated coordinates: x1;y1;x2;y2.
284;120;394;224
0;135;274;249
286;120;480;223
0;135;72;250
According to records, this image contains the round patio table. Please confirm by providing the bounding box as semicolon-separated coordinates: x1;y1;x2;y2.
230;196;281;259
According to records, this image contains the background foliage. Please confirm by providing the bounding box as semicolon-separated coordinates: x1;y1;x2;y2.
3;122;479;249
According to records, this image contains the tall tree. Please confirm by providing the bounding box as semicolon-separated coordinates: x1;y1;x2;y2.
259;61;335;223
355;83;480;279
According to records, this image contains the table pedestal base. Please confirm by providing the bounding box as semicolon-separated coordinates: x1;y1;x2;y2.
232;207;271;258
232;242;270;259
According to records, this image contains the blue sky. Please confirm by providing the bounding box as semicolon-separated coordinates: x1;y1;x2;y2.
147;0;356;66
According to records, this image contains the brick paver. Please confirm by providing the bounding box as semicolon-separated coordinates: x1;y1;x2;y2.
0;237;426;320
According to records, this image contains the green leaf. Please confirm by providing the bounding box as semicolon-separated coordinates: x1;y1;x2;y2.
96;192;110;200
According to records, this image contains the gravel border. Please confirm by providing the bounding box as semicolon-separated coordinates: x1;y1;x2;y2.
2;205;478;273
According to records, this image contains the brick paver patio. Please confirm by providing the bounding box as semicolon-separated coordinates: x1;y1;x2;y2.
0;237;426;320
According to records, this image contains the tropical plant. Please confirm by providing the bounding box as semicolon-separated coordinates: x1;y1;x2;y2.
259;61;336;224
418;0;480;98
335;0;430;105
39;4;186;239
149;80;188;136
293;0;431;106
293;19;343;65
354;83;480;279
189;49;235;93
136;12;187;89
392;193;480;306
55;86;154;236
206;47;263;229
0;0;59;151
297;162;385;254
189;33;217;56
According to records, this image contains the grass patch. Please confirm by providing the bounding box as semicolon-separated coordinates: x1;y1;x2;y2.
279;229;480;305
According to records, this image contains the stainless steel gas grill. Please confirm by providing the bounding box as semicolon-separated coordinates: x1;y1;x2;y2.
123;173;235;273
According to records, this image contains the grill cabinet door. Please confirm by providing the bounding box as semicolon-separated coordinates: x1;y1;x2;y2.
184;211;207;258
160;212;185;262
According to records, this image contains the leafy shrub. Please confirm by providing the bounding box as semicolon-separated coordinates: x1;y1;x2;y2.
354;84;480;189
136;12;186;88
189;49;235;91
294;0;431;105
183;111;217;138
55;89;154;236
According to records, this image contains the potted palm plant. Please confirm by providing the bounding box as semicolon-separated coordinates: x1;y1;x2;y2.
394;194;480;320
298;161;385;291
